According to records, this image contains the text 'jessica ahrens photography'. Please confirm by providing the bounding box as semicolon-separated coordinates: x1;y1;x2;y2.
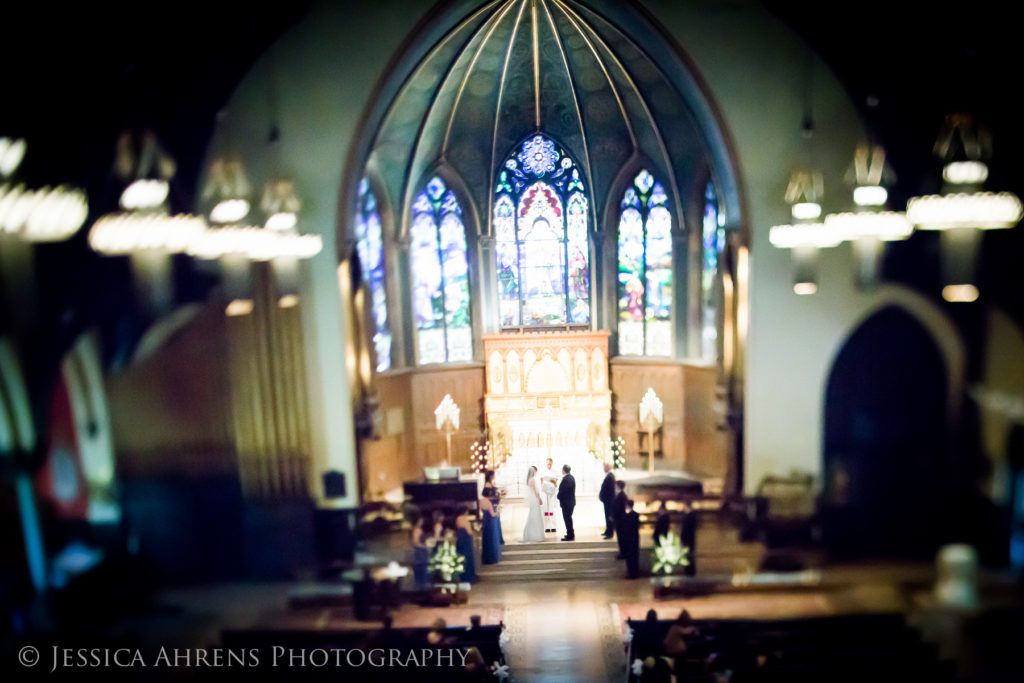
18;645;470;672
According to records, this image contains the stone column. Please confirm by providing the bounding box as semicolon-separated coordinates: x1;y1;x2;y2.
673;231;692;360
391;232;413;368
477;234;497;343
297;245;359;509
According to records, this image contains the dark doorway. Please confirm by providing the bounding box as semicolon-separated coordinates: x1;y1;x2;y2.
823;306;947;559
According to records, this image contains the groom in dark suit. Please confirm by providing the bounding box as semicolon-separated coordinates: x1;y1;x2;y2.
557;464;576;541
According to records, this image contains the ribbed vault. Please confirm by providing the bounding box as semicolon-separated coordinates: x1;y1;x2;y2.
367;0;724;239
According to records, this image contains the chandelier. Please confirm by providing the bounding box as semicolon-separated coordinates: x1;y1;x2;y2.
87;132;322;313
906;114;1022;302
769;169;838;295
191;158;320;262
823;145;913;288
0;137;88;243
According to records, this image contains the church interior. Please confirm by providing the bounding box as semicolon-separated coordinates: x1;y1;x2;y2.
2;1;1024;680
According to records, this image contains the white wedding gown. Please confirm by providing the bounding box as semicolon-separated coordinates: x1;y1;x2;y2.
520;475;545;542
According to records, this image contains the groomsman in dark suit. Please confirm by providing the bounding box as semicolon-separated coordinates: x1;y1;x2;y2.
557;464;576;541
653;501;671;547
612;480;628;558
599;462;616;539
680;500;697;576
621;498;641;579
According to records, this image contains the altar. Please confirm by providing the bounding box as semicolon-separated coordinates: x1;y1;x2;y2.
484;331;611;496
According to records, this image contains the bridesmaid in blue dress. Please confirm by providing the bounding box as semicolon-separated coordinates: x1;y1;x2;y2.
482;470;504;546
480;495;502;565
411;515;432;588
454;507;476;583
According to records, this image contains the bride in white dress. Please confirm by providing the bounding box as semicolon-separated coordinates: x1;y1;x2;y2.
520;465;545;543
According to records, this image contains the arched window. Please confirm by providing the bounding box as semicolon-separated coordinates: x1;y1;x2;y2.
411;176;472;364
617;170;672;356
355;178;390;372
494;134;590;328
701;181;724;362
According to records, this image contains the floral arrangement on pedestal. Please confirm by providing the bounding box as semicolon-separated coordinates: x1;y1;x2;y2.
652;530;691;575
428;539;466;584
590;436;627;470
633;656;675;680
492;626;511;680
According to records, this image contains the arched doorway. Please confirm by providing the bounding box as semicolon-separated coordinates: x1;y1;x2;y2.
823;306;947;558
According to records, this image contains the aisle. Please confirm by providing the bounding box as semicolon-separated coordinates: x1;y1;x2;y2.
502;588;625;682
485;497;627;679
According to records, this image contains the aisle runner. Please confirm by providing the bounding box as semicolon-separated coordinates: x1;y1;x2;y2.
503;602;625;682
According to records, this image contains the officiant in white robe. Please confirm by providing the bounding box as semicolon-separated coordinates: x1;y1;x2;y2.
540;458;559;533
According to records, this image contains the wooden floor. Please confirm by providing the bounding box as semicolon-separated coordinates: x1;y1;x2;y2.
112;564;940;683
94;503;954;682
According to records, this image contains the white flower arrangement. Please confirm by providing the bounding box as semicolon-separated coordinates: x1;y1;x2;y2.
428;539;465;582
652;531;691;575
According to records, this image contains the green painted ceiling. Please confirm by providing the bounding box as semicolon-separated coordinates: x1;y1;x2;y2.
367;0;714;238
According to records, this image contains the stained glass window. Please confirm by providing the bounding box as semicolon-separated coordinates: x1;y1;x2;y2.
701;181;724;362
411;177;472;364
494;133;590;328
617;170;672;356
355;178;390;371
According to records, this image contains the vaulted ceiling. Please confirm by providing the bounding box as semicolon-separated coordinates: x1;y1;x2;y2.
366;0;719;238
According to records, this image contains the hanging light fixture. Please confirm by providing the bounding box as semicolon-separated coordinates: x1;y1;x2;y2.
907;114;1022;230
261;178;301;232
203;158;252;226
823;144;913;288
88;131;209;315
769;169;839;295
89;131;207;255
906;114;1022;301
87;131;321;315
192;155;321;312
0;137;88;243
768;59;843;296
194;158;320;262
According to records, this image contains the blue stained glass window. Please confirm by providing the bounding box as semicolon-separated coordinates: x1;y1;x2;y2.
411;177;472;364
493;133;590;328
622;188;640;210
617;171;673;356
701;181;723;362
518;134;560;176
356;178;391;371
